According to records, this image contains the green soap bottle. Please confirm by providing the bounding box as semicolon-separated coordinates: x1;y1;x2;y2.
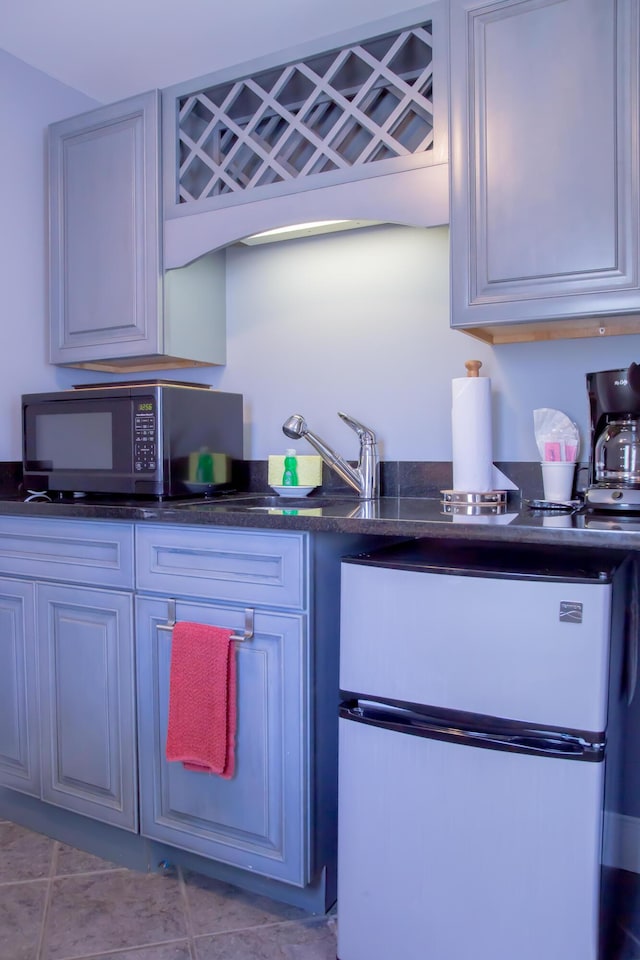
196;447;214;484
282;449;299;486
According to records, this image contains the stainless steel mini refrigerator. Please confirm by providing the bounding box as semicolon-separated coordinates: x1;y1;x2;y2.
337;542;635;960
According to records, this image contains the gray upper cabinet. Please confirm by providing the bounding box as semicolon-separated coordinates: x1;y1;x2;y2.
48;91;226;372
449;0;640;344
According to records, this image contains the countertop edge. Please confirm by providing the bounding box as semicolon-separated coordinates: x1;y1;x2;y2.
0;497;638;551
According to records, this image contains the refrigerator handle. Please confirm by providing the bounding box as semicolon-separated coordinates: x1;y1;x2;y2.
339;702;604;761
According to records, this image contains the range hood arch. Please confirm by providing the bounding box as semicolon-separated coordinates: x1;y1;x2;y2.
164;162;449;267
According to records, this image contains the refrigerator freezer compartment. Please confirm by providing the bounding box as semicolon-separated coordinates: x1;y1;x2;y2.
340;561;613;732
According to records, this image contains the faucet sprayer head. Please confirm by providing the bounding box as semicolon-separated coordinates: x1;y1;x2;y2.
282;414;308;439
281;411;379;498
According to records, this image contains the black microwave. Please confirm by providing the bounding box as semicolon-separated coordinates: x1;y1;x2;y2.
22;382;244;498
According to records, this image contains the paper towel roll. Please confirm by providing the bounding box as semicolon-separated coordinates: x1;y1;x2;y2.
451;375;494;493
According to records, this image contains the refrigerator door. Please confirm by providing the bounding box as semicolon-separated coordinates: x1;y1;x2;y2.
337;716;604;960
340;562;613;732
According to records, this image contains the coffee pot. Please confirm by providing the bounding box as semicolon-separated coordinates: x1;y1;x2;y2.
594;417;640;484
585;364;640;510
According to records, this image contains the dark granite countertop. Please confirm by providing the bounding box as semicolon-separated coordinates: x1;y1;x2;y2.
1;490;640;551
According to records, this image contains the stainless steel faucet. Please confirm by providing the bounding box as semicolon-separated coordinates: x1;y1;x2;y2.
282;412;379;499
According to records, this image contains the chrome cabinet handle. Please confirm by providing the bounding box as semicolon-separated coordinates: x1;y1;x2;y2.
157;599;254;642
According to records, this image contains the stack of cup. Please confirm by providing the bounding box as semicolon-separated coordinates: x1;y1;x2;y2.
540;461;576;503
533;408;580;503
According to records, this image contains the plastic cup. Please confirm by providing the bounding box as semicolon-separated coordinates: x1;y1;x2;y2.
540;461;576;503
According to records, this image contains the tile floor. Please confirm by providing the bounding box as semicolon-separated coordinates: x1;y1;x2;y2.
5;817;640;960
0;819;337;960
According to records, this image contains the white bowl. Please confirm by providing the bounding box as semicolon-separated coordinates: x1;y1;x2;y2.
270;485;316;498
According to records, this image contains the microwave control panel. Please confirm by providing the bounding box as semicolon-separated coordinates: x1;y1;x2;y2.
134;399;157;472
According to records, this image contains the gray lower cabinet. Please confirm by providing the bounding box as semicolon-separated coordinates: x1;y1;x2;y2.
48;91;226;372
0;518;137;829
0;579;39;797
0;516;341;906
134;523;313;887
449;0;640;343
136;597;309;885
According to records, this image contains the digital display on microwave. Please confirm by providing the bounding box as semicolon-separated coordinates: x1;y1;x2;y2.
35;412;114;470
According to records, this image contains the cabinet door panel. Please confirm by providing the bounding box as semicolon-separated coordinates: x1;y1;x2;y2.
482;0;616;285
136;597;309;886
0;580;39;796
38;584;137;830
65;123;138;336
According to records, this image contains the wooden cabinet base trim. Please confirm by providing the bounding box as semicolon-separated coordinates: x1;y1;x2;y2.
59;355;219;373
457;314;640;345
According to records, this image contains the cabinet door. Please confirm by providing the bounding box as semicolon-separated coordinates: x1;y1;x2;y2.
449;0;640;335
0;579;39;797
136;597;310;886
49;90;161;365
37;583;137;830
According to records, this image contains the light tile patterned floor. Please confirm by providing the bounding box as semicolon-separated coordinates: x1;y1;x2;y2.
0;820;337;960
5;818;640;960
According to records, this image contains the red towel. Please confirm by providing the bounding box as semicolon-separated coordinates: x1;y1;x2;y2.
165;622;236;779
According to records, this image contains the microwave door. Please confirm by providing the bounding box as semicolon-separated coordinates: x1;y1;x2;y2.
23;397;138;492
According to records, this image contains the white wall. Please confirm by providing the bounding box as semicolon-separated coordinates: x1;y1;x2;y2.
0;51;98;457
3;50;640;466
214;226;640;463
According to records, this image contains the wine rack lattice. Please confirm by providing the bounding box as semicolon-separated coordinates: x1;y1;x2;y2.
176;22;434;204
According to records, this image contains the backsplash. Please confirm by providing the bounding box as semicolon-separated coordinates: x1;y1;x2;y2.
239;459;555;502
1;459;553;503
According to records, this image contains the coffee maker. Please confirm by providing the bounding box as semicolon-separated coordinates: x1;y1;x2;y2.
585;363;640;511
